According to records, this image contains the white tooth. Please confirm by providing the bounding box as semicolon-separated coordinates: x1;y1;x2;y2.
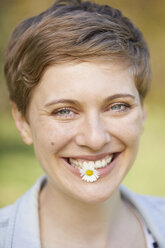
76;160;81;166
69;155;113;170
78;161;83;168
105;156;109;164
110;155;113;162
74;160;78;166
69;158;73;164
69;158;79;168
95;161;101;168
69;158;74;166
82;161;88;167
72;158;77;166
107;155;113;163
101;159;106;167
88;161;95;167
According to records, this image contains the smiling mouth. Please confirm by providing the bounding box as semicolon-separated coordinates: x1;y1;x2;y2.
66;154;116;170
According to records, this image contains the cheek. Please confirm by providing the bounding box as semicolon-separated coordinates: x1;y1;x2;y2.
128;111;144;139
31;120;76;154
109;112;143;146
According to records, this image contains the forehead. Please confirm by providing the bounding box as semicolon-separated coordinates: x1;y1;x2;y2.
30;61;139;105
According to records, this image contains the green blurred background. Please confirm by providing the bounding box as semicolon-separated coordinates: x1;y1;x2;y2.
0;0;165;207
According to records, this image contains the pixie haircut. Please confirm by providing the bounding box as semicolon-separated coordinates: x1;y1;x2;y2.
4;0;151;116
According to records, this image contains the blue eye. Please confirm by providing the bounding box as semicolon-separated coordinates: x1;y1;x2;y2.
110;103;130;112
52;108;76;119
58;109;72;115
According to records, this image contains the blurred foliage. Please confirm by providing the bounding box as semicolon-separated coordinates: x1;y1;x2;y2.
0;0;165;206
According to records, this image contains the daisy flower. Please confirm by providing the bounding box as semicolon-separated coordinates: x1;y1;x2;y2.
79;162;100;182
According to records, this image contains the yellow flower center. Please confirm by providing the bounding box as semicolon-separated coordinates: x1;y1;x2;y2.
86;170;93;176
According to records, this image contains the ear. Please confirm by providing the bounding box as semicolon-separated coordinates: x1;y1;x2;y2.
11;102;33;145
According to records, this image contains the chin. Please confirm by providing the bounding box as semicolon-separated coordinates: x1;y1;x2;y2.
69;181;119;205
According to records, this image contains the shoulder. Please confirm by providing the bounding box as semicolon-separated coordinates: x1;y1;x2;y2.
0;203;13;220
0;203;14;247
120;185;165;214
0;177;45;247
139;194;165;212
120;185;165;247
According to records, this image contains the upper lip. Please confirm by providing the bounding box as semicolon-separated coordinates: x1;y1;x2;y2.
63;152;118;161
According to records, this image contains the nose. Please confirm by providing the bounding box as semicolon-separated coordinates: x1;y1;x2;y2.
75;114;111;151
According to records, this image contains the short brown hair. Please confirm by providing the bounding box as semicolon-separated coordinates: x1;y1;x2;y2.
4;0;151;116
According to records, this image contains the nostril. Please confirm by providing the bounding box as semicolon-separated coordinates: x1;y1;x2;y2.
75;130;110;150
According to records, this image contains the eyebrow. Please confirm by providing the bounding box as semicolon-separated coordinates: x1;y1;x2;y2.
104;94;135;103
45;99;81;107
45;94;135;107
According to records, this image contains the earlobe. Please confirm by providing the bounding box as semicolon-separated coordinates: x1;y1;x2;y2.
11;102;33;145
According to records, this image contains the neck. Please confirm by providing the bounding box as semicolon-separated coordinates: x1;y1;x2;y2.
39;180;124;247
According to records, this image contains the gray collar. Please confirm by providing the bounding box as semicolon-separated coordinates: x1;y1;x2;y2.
120;185;165;248
6;178;165;248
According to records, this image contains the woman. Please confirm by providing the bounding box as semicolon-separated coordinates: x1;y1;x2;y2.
1;0;165;247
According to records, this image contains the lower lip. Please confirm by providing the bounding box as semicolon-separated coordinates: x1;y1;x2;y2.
63;154;120;180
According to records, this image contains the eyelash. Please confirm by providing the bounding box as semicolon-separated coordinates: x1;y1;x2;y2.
108;103;131;113
51;108;77;119
51;103;131;119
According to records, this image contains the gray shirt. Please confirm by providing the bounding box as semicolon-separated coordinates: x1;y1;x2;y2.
0;177;165;248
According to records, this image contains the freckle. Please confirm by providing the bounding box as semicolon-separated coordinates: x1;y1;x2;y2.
51;142;55;146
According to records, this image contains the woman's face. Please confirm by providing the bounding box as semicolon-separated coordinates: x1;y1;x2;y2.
17;61;145;203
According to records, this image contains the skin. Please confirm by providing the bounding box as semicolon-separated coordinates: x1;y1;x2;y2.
12;61;146;247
